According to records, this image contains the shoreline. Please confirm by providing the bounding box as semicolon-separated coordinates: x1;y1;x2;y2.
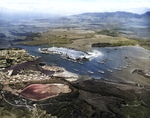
13;44;150;85
18;28;139;51
1;47;150;118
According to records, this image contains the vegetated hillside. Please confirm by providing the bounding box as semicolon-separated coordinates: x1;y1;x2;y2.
57;11;150;38
0;11;150;45
141;11;150;18
62;11;150;23
73;11;142;18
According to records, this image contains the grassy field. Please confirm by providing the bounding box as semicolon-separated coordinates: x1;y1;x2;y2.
21;29;95;46
61;35;137;51
20;29;150;51
131;38;150;50
96;29;119;37
122;105;150;118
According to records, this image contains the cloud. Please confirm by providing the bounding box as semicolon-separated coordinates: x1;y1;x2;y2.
0;0;150;15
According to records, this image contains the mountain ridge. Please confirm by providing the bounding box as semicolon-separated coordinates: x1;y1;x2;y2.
71;11;150;19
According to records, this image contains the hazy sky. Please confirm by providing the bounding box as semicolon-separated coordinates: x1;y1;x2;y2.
0;0;150;15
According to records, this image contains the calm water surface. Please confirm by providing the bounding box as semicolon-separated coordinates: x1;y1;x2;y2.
13;45;150;80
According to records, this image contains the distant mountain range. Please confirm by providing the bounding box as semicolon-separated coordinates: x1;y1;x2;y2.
54;11;150;38
73;11;150;18
0;11;150;39
1;10;149;23
58;11;150;25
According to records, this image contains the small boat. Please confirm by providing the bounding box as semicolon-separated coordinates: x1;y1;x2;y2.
115;68;122;71
61;57;66;60
107;69;113;73
98;70;105;74
79;62;83;64
123;66;127;69
67;59;71;61
107;51;110;53
124;55;128;59
88;71;94;74
103;59;108;62
98;61;104;64
73;60;77;63
74;69;78;72
118;68;122;71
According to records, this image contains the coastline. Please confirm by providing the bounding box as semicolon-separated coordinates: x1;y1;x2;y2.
18;28;138;51
14;44;150;85
0;46;150;118
1;28;150;117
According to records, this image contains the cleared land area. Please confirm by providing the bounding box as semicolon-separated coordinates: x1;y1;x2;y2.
21;29;138;51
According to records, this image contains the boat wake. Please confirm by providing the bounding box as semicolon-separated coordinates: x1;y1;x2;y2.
39;47;103;62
